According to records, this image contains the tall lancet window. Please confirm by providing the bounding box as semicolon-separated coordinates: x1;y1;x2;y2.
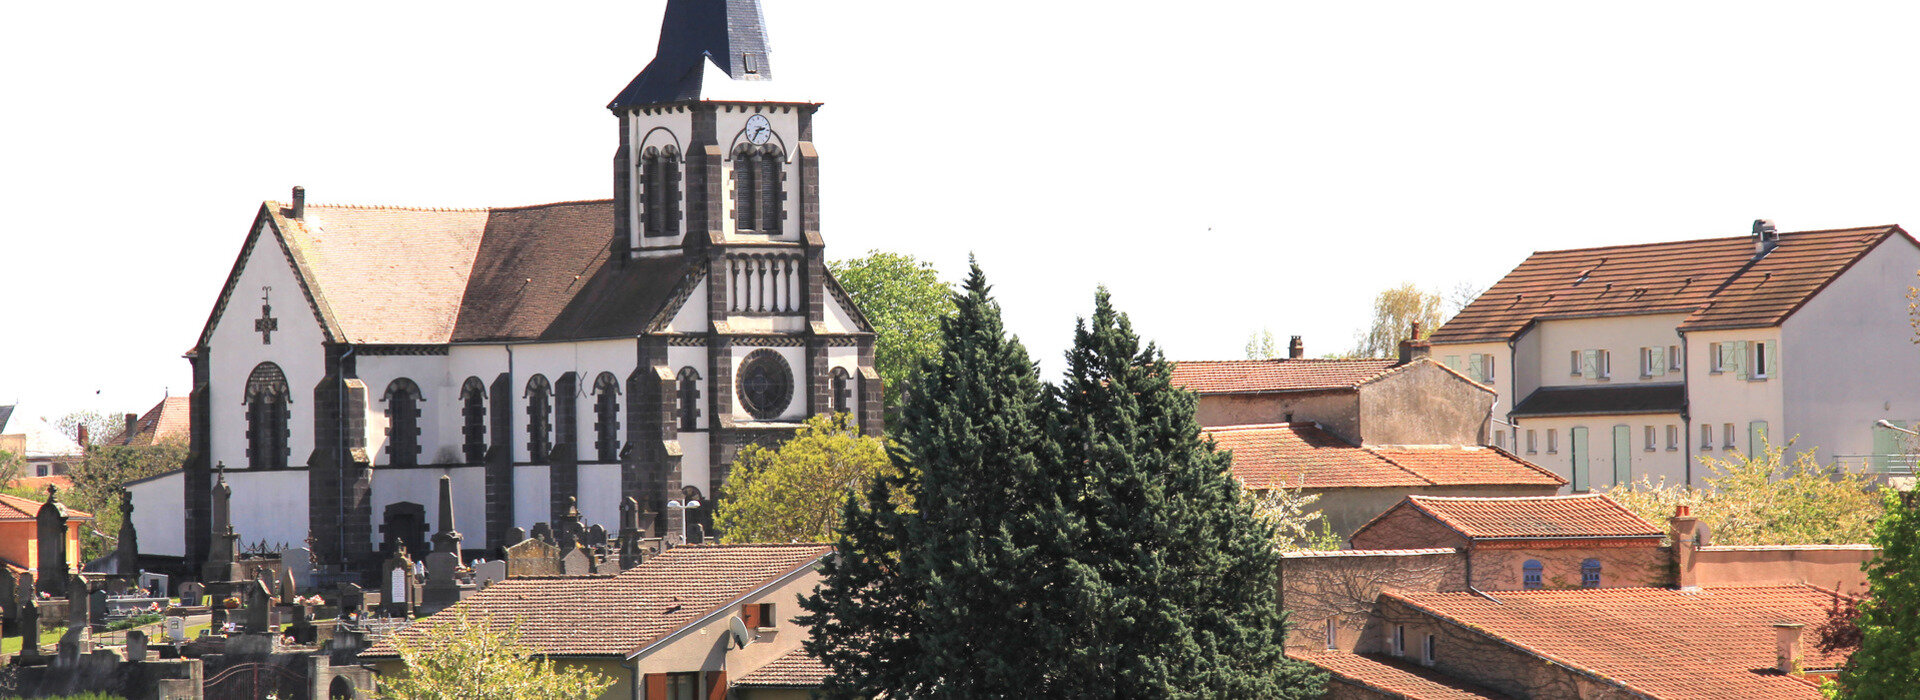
383;379;423;468
244;362;291;470
592;372;622;463
555;373;578;456
830;367;854;417
733;143;784;234
642;145;681;237
525;374;552;464
677;367;703;431
460;377;487;465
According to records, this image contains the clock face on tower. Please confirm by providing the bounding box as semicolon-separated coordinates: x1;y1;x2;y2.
744;114;772;145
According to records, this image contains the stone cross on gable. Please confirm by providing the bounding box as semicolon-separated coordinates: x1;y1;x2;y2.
254;287;279;344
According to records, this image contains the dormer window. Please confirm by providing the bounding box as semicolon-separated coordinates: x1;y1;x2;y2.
642;145;681;238
733;143;784;234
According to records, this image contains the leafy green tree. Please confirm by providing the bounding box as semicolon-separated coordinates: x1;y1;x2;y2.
1835;490;1920;699
1350;282;1442;358
1245;328;1281;359
0;449;23;487
1053;290;1324;697
715;413;897;544
55;410;121;447
379;608;613;700
828;251;953;426
1603;439;1880;546
1246;487;1342;551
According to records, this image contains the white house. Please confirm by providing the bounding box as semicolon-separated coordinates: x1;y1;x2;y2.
1429;220;1920;491
129;0;881;580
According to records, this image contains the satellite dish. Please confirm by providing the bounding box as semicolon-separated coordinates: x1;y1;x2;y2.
729;615;753;649
1695;521;1713;547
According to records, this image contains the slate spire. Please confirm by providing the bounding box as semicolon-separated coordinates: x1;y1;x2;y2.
609;0;773;109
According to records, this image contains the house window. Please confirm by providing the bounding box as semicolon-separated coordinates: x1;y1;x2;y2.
1709;342;1725;373
1523;560;1543;589
1577;349;1610;379
1724;423;1736;450
244;362;291;470
830;367;853;417
1392;625;1406;656
644;673;700;700
554;373;578;457
1751;341;1773;380
1644;426;1656;452
1422;634;1436;667
383;379;423;468
1546;429;1559;454
1702;423;1714;451
1494;430;1506;450
677;367;702;431
1570;350;1582;376
641;145;682;238
741;602;775;629
1666;425;1679;451
1526;430;1537;454
1480;354;1496;384
1598;349;1611;378
733;143;784;234
1325;617;1337;650
525;375;552;464
1669;345;1682;371
592;372;621;463
1464;354;1496;384
1581;559;1602;588
461;377;487;465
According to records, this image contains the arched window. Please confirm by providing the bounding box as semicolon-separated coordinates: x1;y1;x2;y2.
1581;558;1602;588
733;143;783;234
555;373;578;456
642;145;682;237
383;379;423;468
461;377;487;465
1522;560;1543;589
830;367;853;417
244;363;291;470
525;375;552;464
592;372;622;462
677;367;702;431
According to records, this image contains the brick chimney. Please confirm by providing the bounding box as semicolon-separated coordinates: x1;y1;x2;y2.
124;413;137;445
1671;504;1700;589
1396;321;1430;366
1774;622;1803;673
291;186;306;220
1288;336;1305;359
76;425;88;450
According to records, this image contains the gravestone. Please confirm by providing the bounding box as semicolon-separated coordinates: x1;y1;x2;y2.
0;569;14;633
337;583;365;615
474;560;506;588
126;630;148;662
504;538;561;578
37;487;71;595
116;494;139;576
88;589;108;632
209;603;228;633
56;626;86;667
559;547;591;576
288;603;314;644
67;577;88;629
179;581;206;607
244;580;272;633
281;547;314;593
17;573;40;658
584;523;608;549
383;550;417;618
618;496;645;569
529;522;555;546
278;564;297;606
138;571;169;598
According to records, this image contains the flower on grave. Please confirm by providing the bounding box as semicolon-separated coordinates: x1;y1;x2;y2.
223;597;242;609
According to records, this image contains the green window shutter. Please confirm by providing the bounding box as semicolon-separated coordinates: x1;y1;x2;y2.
1466;355;1484;382
1445;355;1463;372
1734;341;1749;380
1571;427;1590;492
1582;350;1599;379
1747;421;1768;460
1873;422;1896;472
1650;347;1666;377
1766;341;1779;377
1612;425;1632;487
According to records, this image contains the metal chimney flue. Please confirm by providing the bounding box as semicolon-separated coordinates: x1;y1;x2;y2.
1753;219;1778;257
291;186;307;220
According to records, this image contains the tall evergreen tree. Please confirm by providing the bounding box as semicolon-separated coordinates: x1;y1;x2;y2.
1053;289;1324;698
1837;490;1920;699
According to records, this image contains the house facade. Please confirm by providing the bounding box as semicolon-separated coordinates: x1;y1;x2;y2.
130;0;881;579
1430;221;1920;490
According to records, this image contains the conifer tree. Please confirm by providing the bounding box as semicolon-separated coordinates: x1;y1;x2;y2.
1052;289;1324;698
1837;490;1920;698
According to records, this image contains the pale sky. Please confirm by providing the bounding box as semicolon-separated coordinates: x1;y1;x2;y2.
6;1;1920;420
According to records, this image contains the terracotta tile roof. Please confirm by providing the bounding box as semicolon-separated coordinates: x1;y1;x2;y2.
1386;585;1845;699
0;492;91;522
1279;548;1459;559
363;543;830;658
1169;358;1401;395
733;646;829;688
1293;651;1516;699
1430;225;1910;344
109;397;191;447
1509;384;1685;418
1395;494;1661;540
1204;424;1564;490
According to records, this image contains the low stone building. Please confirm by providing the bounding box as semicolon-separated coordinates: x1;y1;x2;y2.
1349;494;1671;590
1171;350;1493;446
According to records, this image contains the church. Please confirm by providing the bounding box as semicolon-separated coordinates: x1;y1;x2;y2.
128;0;882;580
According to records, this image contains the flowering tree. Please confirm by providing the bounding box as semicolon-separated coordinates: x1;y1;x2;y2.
379;608;611;700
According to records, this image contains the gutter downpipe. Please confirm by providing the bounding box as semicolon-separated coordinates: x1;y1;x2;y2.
1679;332;1691;487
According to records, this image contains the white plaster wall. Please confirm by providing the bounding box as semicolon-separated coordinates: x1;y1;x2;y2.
506;340;640;463
128;472;185;557
668;346;710;431
1781;235;1920;467
821;290;859;334
1686;327;1785;467
724;316;808;333
668;280;709;332
679;431;711;496
513;465;551;532
1530;314;1689;390
1429;341;1510;416
208;220;328;472
225;470;309;550
730;346;808;422
446;345;511;462
629;109;695;252
715;106;805;241
356;354;451;466
578;464;622;531
1508;413;1688;491
370;466;486;546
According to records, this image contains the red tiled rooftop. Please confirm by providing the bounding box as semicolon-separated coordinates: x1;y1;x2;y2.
1204;424;1564;490
110;397;191;447
363;543;831;658
1293;651;1516;699
734;646;829;688
1387;585;1844;699
0;492;91;522
1431;225;1910;344
1169;358;1400;395
1398;494;1661;540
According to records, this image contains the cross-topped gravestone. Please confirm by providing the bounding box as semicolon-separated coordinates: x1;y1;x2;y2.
254;287;278;344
